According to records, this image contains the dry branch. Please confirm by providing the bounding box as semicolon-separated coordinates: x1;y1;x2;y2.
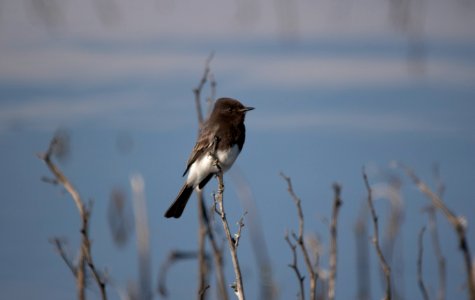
398;163;475;300
285;232;305;300
50;238;76;275
328;183;342;300
417;227;429;300
363;169;391;300
430;164;447;300
193;52;215;127
424;206;446;300
214;169;246;300
39;133;107;300
280;172;318;300
199;194;229;300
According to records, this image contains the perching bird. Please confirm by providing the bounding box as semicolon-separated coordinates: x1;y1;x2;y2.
164;98;254;218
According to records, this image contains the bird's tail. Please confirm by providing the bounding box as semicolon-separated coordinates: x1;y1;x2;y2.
164;183;194;218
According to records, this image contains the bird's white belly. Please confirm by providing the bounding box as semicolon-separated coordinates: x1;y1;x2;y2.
186;145;240;187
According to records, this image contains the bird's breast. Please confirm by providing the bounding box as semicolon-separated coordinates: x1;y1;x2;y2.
185;144;241;187
216;144;240;172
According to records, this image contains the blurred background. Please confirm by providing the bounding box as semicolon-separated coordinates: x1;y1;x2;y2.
1;0;474;299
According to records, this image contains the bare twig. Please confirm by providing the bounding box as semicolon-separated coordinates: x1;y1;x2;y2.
430;163;447;300
77;215;87;299
40;136;84;216
398;163;475;300
39;134;107;300
81;205;108;300
210;146;245;300
417;227;429;300
328;183;342;300
233;212;247;248
280;172;318;300
213;168;245;300
199;284;211;298
285;232;305;300
50;238;76;275
193;52;215;127
199;193;229;300
424;206;446;300
207;73;217;117
363;169;391;300
377;176;404;299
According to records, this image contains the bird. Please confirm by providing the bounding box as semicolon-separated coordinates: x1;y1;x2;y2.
164;98;254;218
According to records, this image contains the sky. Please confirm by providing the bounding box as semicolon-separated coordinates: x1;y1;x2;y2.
1;0;475;299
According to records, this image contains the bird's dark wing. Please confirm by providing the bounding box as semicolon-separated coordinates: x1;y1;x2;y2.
182;123;216;176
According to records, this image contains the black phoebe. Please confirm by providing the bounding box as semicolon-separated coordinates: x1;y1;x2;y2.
164;98;254;218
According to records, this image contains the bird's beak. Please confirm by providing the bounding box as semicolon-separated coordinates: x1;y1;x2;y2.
242;106;254;112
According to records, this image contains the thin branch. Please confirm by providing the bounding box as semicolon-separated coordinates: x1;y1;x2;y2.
199;193;229;300
213;157;245;300
39;134;107;300
199;284;211;298
82;204;108;300
193;52;215;127
363;169;392;300
417;227;429;300
430;163;447;300
207;73;217;117
233;212;248;248
40;136;84;217
328;183;342;300
425;206;446;300
280;173;304;238
285;232;305;300
398;163;475;300
50;238;76;275
280;172;318;300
